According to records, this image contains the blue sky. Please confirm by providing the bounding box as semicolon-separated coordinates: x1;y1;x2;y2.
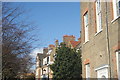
15;2;81;48
10;2;81;70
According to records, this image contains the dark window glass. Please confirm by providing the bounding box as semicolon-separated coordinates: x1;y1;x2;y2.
47;57;49;64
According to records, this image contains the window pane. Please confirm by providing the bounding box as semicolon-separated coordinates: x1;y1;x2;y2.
118;0;120;15
86;64;90;78
47;57;49;64
118;52;120;80
99;13;102;30
84;13;88;26
86;13;88;25
84;12;89;42
96;0;102;33
116;51;120;80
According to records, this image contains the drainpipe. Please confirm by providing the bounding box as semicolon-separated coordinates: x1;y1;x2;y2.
105;1;112;79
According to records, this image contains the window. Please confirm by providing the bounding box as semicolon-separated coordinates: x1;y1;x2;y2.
42;68;43;75
36;69;38;76
96;0;102;33
84;12;89;42
95;65;108;79
118;0;120;15
113;0;120;19
36;62;39;67
116;50;120;80
47;56;49;64
86;64;90;79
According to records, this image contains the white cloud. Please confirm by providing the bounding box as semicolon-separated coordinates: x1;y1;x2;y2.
30;48;43;59
29;48;43;71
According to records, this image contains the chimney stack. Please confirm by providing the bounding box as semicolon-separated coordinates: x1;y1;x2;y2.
43;47;48;54
63;35;75;47
48;44;55;50
78;37;81;41
55;40;59;47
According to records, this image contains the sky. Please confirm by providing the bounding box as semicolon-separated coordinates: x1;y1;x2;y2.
10;2;81;70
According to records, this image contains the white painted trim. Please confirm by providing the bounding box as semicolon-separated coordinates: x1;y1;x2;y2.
116;52;119;77
112;0;120;22
84;12;89;42
83;40;89;45
111;15;120;23
113;0;117;19
96;0;102;33
86;64;90;78
95;65;109;71
47;50;52;55
94;29;103;36
116;51;120;80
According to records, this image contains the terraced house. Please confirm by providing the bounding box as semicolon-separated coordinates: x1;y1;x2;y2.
36;45;56;80
35;35;81;80
80;0;120;79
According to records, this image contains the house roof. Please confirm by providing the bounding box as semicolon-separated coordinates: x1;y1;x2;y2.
55;40;58;42
63;35;75;38
78;37;81;41
49;44;55;47
70;41;81;48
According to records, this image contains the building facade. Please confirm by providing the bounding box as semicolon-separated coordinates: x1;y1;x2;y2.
36;53;45;80
81;0;120;79
41;45;55;79
36;44;56;80
36;35;81;79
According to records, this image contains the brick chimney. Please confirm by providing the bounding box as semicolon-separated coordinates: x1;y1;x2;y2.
78;37;81;41
43;47;48;54
48;44;55;50
55;40;59;47
63;35;75;47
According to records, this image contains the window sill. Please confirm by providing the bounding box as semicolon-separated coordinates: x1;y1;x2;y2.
95;65;109;71
83;40;89;45
111;15;120;23
94;29;103;36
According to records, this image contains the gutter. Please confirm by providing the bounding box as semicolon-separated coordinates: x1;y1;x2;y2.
105;1;112;79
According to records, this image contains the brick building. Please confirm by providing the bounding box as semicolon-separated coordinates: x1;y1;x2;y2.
80;0;120;79
36;53;46;79
36;45;56;80
35;35;81;79
63;35;75;47
63;35;81;49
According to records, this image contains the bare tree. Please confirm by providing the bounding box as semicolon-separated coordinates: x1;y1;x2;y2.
2;3;36;79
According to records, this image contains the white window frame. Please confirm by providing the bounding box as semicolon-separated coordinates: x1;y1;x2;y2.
86;64;90;79
36;69;39;76
95;65;109;79
96;0;102;33
36;61;39;67
84;12;89;42
116;50;120;80
47;56;49;64
113;0;120;19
